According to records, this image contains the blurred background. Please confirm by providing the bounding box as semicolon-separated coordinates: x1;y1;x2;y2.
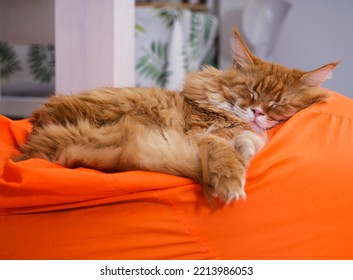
1;0;352;118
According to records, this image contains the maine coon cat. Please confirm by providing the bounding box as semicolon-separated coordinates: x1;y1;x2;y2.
14;27;337;204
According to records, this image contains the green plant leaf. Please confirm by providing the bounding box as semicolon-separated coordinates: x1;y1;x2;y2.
28;44;55;83
0;41;22;80
136;41;170;87
182;45;189;72
189;12;202;57
201;47;218;68
155;7;183;28
135;23;146;33
203;14;214;43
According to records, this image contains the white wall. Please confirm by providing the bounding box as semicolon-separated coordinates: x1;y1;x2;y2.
272;0;353;98
55;0;135;94
0;0;54;44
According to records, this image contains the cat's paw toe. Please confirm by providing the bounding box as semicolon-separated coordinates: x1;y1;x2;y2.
212;175;246;204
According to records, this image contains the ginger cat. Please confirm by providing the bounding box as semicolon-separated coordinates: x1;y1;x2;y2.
14;27;337;204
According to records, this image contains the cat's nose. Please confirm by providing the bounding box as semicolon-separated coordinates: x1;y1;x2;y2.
251;108;264;117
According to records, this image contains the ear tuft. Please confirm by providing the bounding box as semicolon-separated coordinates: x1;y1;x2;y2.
232;26;254;69
300;62;339;87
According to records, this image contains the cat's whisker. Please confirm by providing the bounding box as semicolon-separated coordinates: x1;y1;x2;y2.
231;106;253;122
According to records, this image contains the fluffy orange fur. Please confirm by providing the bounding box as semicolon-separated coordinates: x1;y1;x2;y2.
14;27;337;204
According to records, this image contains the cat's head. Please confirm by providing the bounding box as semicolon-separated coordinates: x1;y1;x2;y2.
228;26;338;132
184;26;338;133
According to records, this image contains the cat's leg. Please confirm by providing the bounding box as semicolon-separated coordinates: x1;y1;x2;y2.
232;130;266;166
197;134;247;203
13;123;86;163
197;130;266;203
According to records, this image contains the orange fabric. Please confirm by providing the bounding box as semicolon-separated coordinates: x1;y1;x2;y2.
1;91;353;260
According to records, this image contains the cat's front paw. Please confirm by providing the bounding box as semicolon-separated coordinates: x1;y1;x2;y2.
210;172;246;203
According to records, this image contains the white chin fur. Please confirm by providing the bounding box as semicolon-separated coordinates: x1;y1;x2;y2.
255;115;279;130
250;122;266;134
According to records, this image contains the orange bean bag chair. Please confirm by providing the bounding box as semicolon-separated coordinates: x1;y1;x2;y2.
1;91;353;260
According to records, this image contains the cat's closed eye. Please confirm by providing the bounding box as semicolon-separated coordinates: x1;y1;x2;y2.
268;102;278;109
248;90;258;101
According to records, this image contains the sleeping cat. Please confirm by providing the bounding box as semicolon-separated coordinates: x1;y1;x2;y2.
14;27;337;204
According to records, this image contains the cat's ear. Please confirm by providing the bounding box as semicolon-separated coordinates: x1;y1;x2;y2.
300;62;339;87
232;26;255;69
